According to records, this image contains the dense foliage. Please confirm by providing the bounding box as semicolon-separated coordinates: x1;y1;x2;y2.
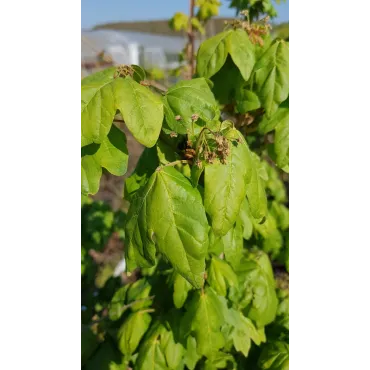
81;14;289;370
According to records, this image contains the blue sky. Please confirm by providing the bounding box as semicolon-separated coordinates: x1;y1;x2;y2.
82;0;289;29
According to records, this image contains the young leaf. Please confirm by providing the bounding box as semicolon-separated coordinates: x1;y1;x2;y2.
115;77;163;147
117;311;152;356
135;323;168;370
258;341;289;370
226;308;265;357
236;89;261;114
207;257;238;297
126;278;153;311
81;125;128;196
238;252;278;327
227;29;256;81
184;336;201;370
183;287;226;358
203;352;236;370
258;107;289;135
247;151;268;222
196;30;232;78
239;199;254;240
253;40;289;117
160;329;185;369
125;166;209;288
164;78;220;134
131;64;146;82
222;220;244;269
172;272;193;309
109;284;130;321
81;155;101;196
274;117;289;173
81;67;118;146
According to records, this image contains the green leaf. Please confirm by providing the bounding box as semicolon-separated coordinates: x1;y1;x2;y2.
115;77;163;147
207;257;238;296
238;252;278;327
109;284;130;321
184;336;200;370
222;220;244;270
169;12;189;32
210;56;244;105
203;352;236;369
258;107;289;135
275;116;289;172
118;311;152;355
254;40;289;117
85;340;122;370
239;198;253;240
247;149;268;222
227;29;256;81
270;201;289;231
172;272;193;309
236;89;261;114
125;166;209;288
183;287;226;358
196;30;232;78
131;64;146;82
81;155;101;196
126;278;153;311
204;129;265;235
135;323;169;370
81;125;129;196
164;78;220;134
227;308;265;357
81;67;117;146
258;341;289;370
81;327;99;366
160;329;185;369
124;147;159;202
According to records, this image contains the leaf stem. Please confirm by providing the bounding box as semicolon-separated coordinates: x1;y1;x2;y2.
157;160;191;170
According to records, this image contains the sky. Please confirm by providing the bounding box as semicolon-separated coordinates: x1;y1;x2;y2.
81;0;289;30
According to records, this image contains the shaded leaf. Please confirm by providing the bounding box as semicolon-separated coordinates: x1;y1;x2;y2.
172;272;193;309
124;147;159;202
118;311;152;355
258;341;289;370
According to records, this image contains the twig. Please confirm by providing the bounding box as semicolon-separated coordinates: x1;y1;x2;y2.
147;80;168;93
187;0;196;78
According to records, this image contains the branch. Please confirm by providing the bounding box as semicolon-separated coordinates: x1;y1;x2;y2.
187;0;196;78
